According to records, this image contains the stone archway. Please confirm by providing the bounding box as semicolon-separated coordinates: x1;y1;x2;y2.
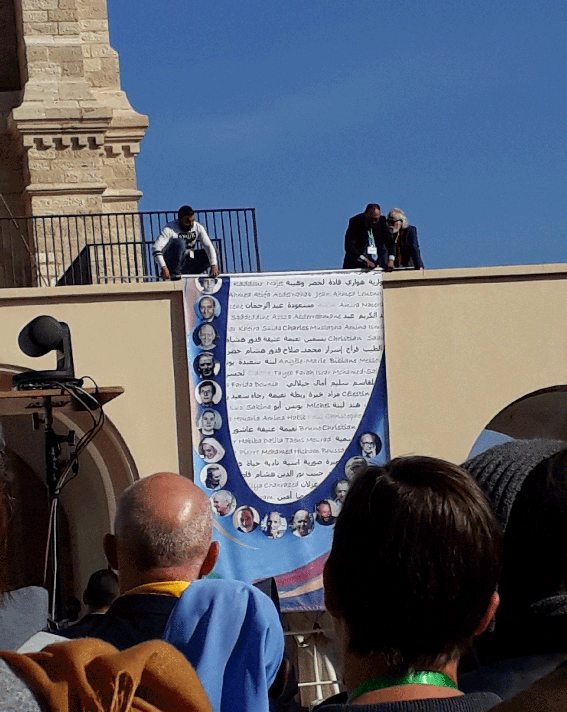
468;385;567;460
487;385;567;441
0;363;138;598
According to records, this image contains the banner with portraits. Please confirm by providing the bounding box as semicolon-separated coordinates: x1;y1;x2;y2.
184;270;389;610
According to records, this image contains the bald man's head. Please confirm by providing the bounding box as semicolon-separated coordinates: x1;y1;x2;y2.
108;473;217;588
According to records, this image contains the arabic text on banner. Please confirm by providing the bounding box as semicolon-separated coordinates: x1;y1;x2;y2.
184;270;389;610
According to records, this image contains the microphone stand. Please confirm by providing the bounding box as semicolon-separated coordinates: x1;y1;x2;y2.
34;396;75;625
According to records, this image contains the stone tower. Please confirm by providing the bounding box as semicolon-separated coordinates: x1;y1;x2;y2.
1;0;148;217
0;0;148;285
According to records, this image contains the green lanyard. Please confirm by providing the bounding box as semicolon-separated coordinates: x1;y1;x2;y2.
349;671;457;702
368;229;375;247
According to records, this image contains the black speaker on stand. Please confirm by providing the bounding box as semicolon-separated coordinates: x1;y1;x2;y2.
12;316;82;623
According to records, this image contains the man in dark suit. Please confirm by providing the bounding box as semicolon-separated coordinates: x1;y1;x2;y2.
64;569;119;639
342;203;395;270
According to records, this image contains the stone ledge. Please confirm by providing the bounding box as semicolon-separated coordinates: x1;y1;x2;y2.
107;111;149;129
381;263;567;288
26;181;107;196
12;111;112;130
101;188;143;203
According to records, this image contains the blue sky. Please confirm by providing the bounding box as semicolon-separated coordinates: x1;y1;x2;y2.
108;0;567;273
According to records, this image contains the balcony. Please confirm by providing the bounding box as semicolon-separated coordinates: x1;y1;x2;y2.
0;209;260;288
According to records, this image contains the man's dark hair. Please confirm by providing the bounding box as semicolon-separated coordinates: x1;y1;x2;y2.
178;205;195;220
204;466;221;489
198;380;217;395
84;569;119;609
325;457;502;673
364;203;381;213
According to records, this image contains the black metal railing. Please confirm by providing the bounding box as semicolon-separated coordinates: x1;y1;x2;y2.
0;209;260;288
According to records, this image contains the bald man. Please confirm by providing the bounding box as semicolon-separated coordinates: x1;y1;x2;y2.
59;473;285;712
60;472;218;650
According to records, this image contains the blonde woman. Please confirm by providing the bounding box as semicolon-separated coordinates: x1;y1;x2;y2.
386;208;424;269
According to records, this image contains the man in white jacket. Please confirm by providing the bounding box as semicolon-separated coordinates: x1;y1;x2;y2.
153;205;219;280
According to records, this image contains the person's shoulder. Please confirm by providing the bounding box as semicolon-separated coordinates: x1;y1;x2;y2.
460;651;567;701
175;579;281;626
0;658;44;711
318;692;501;710
184;578;271;603
166;578;284;648
62;612;103;639
346;213;365;231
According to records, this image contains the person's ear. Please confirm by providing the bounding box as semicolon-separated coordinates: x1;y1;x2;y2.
199;541;219;578
103;533;118;571
475;591;500;636
323;560;342;618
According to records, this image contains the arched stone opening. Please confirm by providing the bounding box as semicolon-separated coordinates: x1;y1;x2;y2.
469;385;567;459
0;363;138;600
487;385;567;441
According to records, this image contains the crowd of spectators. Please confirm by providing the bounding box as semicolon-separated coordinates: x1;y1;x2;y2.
5;436;567;711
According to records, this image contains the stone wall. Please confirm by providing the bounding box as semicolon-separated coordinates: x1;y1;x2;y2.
0;0;148;286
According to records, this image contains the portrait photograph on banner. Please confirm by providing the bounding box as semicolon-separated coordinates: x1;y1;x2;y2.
184;270;389;610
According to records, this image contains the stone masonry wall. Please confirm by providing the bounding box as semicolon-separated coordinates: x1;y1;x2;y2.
0;0;148;285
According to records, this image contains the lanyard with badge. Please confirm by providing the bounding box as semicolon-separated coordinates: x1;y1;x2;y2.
367;228;378;260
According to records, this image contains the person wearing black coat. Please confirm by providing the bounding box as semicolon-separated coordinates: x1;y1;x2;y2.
342;204;395;270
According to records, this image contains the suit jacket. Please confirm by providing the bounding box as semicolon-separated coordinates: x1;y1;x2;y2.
61;594;176;649
342;213;394;269
62;611;108;639
393;225;424;269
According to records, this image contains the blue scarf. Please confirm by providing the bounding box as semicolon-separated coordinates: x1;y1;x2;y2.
163;578;284;712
